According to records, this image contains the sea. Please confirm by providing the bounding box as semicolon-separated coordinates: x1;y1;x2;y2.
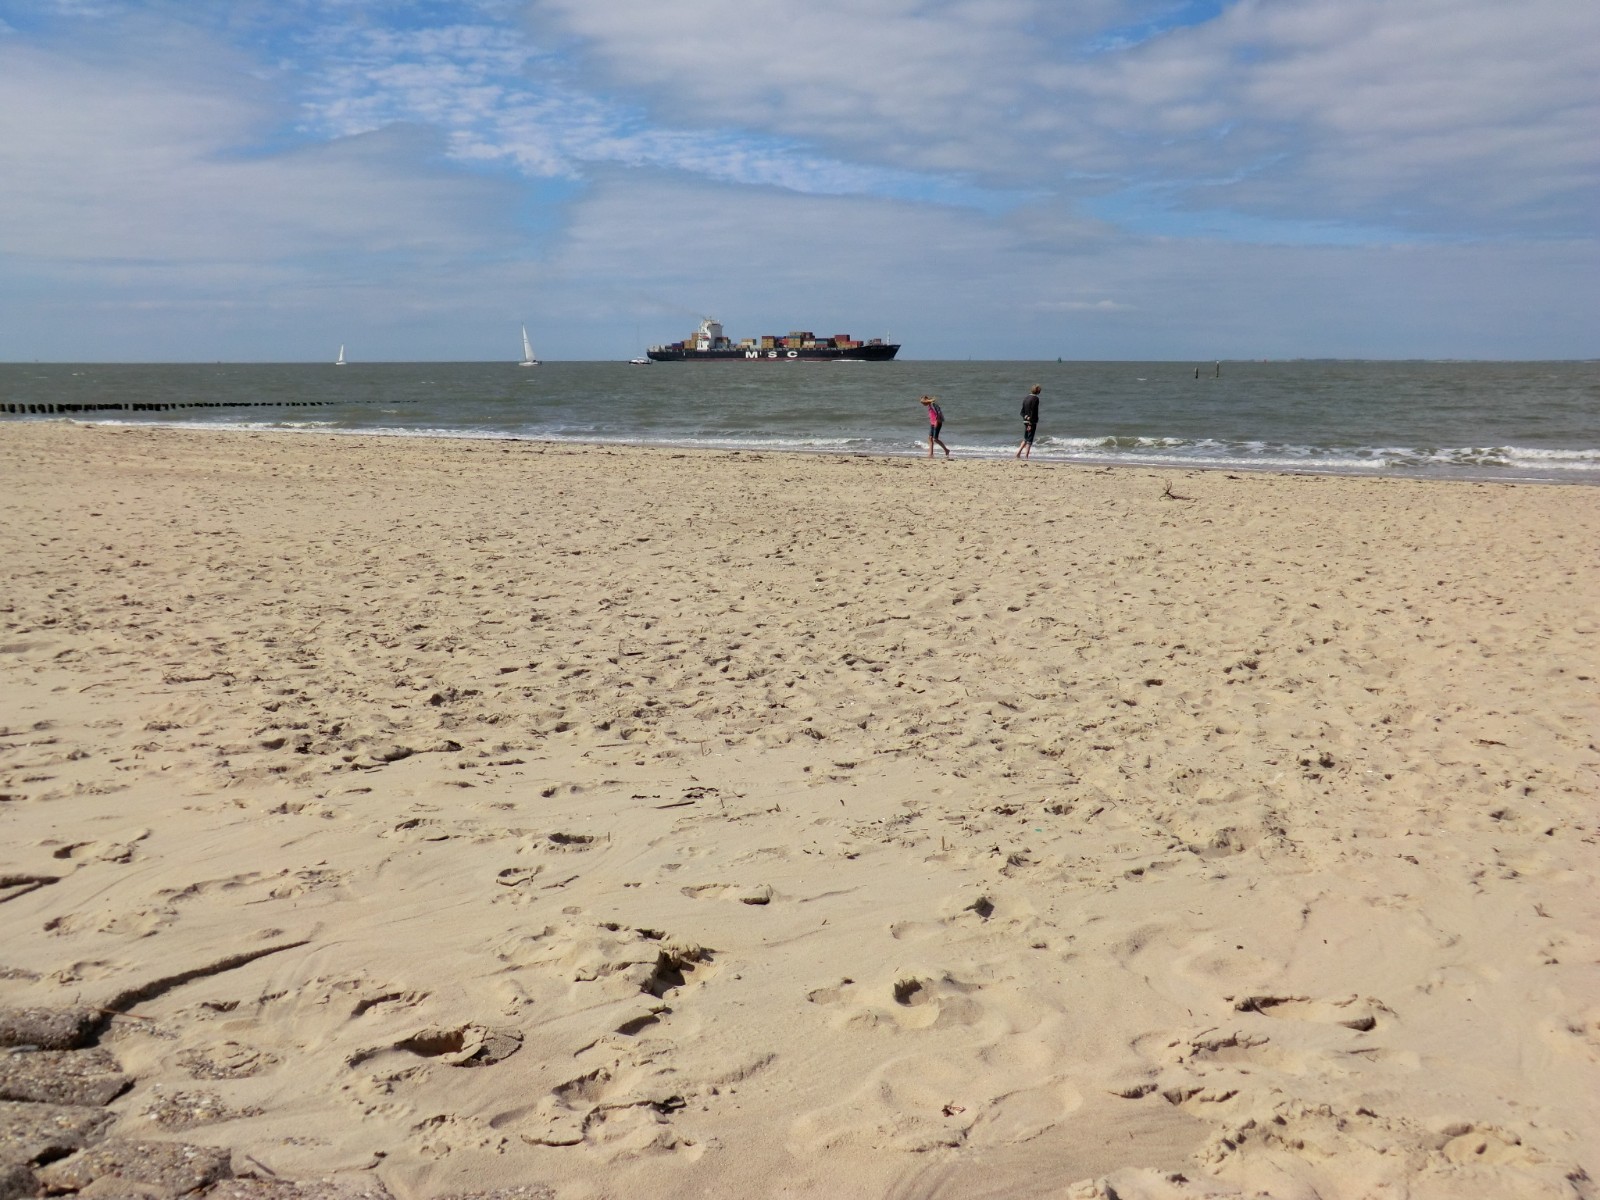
3;360;1597;485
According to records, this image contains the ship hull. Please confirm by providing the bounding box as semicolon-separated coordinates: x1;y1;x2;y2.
647;343;899;363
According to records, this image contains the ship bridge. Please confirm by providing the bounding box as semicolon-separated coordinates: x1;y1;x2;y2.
694;318;727;351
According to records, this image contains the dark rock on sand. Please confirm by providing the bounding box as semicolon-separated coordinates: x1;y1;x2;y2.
0;1099;114;1168
204;1178;395;1200
0;1008;100;1051
0;1047;130;1107
0;1161;36;1200
36;1138;232;1197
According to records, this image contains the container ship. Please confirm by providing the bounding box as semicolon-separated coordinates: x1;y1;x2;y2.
646;318;899;362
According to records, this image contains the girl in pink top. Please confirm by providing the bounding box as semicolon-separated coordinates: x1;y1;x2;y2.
920;395;950;458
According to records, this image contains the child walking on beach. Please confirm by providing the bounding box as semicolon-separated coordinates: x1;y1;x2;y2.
1017;384;1041;460
920;395;950;458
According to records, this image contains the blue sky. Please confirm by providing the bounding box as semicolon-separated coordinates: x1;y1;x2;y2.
1;0;1595;360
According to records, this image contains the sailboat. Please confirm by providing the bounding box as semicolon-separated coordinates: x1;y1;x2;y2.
335;345;346;366
628;323;651;364
519;326;540;367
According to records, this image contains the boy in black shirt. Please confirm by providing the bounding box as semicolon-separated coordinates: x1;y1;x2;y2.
1017;384;1041;459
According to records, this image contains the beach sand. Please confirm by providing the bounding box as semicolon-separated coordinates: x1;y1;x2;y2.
2;421;1597;1200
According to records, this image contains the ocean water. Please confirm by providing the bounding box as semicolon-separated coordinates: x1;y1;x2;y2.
3;360;1597;484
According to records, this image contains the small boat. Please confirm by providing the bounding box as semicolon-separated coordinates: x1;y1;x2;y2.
335;345;346;366
627;324;651;365
520;326;540;367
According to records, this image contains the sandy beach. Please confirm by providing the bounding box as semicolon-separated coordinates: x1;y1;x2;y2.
2;421;1597;1200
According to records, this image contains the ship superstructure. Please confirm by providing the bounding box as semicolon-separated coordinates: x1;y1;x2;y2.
647;318;899;362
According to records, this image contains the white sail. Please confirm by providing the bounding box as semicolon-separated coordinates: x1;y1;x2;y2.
335;345;345;366
520;326;539;366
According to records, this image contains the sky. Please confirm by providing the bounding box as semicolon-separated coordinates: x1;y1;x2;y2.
0;0;1596;361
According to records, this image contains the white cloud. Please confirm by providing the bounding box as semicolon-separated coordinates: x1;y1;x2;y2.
530;0;1600;237
291;15;1004;208
0;37;515;265
1079;0;1600;234
528;0;1050;167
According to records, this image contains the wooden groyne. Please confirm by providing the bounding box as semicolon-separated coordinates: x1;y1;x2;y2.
1;401;345;416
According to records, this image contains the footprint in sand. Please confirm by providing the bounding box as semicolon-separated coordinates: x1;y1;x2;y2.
379;816;454;842
48;828;150;864
809;969;984;1032
1231;993;1390;1031
542;831;598;851
680;882;775;905
346;1023;523;1071
1200;1103;1573;1191
137;1086;264;1131
1548;1004;1600;1062
491;864;544;902
1140;1008;1408;1099
175;1041;281;1080
266;865;351;898
45;959;117;985
1177;1030;1309;1075
790;1051;1082;1154
503;920;717;1002
155;872;267;903
805;978;857;1007
409;1111;515;1161
887;892;1043;944
348;989;431;1019
520;1062;701;1158
45;904;178;938
1437;1122;1540;1166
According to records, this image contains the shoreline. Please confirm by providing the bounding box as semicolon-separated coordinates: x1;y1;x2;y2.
2;422;1597;1199
18;413;1600;486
